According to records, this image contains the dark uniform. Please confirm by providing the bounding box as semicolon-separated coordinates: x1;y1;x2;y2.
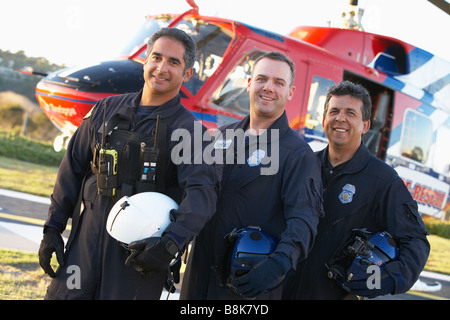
44;90;218;299
282;143;430;299
181;112;324;299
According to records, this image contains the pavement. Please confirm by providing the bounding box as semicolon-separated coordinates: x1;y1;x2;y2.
0;188;51;253
0;220;43;252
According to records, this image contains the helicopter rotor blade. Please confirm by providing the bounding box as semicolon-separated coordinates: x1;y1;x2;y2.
428;0;450;15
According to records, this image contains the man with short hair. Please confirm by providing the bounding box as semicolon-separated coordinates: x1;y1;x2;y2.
282;81;430;299
38;27;218;299
181;52;323;300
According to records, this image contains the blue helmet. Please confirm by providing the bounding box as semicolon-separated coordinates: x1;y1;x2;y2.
224;226;279;293
326;229;399;292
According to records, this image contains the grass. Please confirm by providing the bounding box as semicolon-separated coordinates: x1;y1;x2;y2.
0;130;64;167
0;155;59;197
424;234;450;276
0;132;61;299
0;249;56;300
0;129;62;197
423;216;450;240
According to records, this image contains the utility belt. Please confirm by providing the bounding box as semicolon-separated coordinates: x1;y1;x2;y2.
90;105;182;202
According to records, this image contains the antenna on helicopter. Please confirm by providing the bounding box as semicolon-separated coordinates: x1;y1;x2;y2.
341;0;364;30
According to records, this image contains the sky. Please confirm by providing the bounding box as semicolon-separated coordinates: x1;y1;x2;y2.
1;0;450;67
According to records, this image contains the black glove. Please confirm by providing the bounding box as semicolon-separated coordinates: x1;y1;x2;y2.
230;252;291;299
125;236;179;274
165;258;181;293
38;226;65;278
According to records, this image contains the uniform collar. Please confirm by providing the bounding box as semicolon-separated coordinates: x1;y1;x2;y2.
131;89;182;120
317;142;372;175
234;111;291;139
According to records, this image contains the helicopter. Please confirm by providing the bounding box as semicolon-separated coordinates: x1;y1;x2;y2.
34;0;449;220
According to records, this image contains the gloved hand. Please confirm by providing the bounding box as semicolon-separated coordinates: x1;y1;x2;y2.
230;252;291;299
165;258;181;293
347;265;395;298
38;226;65;278
125;236;179;274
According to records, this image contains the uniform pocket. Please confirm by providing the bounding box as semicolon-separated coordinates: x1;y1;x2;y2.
83;174;98;202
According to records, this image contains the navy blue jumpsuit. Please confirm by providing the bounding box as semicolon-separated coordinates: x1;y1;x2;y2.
282;143;430;299
180;112;324;299
44;91;218;299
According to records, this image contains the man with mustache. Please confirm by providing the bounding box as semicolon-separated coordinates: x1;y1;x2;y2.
282;81;430;299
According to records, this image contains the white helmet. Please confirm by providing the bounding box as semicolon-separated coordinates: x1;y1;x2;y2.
106;192;178;244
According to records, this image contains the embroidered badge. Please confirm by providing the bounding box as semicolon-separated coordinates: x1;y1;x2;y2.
339;184;356;204
247;149;265;167
214;139;232;150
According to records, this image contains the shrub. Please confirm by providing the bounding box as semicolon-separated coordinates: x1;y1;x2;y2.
0;130;64;167
423;217;450;240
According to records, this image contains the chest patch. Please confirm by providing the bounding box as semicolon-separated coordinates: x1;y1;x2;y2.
214;139;232;150
247;149;265;167
339;183;356;204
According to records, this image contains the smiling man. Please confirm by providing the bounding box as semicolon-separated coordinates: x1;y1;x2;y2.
247;56;296;133
38;27;219;300
141;35;193;106
181;52;323;300
282;81;429;300
321;87;371;167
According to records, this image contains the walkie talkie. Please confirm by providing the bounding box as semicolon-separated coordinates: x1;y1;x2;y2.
139;115;160;184
97;101;118;196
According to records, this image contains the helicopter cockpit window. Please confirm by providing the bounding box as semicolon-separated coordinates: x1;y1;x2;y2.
120;16;234;96
433;123;450;176
210;51;265;117
119;16;173;58
400;109;432;164
176;19;233;95
304;75;335;141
